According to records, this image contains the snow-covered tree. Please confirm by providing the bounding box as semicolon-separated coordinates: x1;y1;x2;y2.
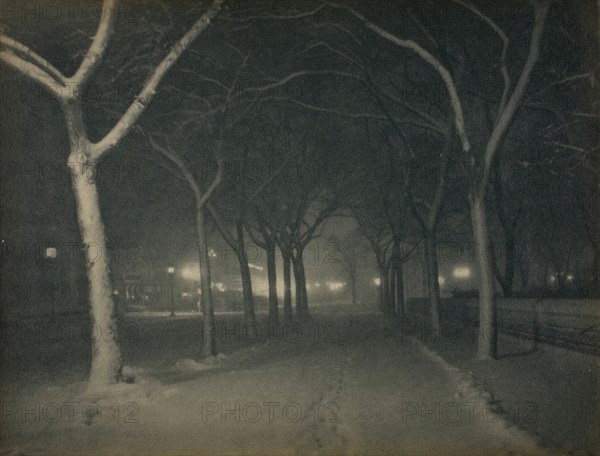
0;0;224;386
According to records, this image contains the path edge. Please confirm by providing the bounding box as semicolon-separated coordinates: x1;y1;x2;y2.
408;335;566;456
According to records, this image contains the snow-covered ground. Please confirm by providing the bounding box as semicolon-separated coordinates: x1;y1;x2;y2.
0;310;590;455
405;314;600;456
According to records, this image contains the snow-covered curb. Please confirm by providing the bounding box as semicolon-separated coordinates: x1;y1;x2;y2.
408;336;565;456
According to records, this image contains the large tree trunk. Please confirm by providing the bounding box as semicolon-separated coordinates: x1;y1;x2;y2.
494;235;516;298
70;155;122;388
391;241;406;316
388;265;396;315
395;259;405;317
64;96;122;389
197;207;216;357
266;242;279;324
292;258;303;320
377;264;386;312
281;248;293;323
292;254;310;321
236;221;257;337
1;0;226;389
593;251;600;297
299;258;309;319
238;257;256;321
471;195;498;360
381;265;391;314
424;233;441;332
292;257;302;315
518;255;530;295
349;268;357;306
501;236;516;297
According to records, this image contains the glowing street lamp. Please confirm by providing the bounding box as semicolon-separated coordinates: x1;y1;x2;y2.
168;266;175;317
452;267;472;280
112;289;122;318
181;264;200;281
327;281;345;291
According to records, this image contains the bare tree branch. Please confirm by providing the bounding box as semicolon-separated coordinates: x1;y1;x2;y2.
91;0;225;160
0;35;66;86
480;2;549;192
144;132;202;201
197;161;223;208
206;201;238;248
327;2;472;153
68;0;117;87
452;0;511;115
0;50;64;98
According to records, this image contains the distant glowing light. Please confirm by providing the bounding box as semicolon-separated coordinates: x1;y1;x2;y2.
45;247;58;260
211;282;225;292
452;267;471;279
374;278;381;286
208;249;217;258
566;274;574;282
167;266;175;274
181;264;200;281
438;276;446;286
327;281;345;291
248;264;264;271
181;292;190;298
315;282;321;288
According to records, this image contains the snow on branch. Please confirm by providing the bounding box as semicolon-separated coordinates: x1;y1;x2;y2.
196;160;223;209
0;49;64;98
145;132;202;201
68;0;117;87
481;2;549;191
0;35;66;87
144;129;222;210
451;0;511;117
326;2;472;154
91;0;224;161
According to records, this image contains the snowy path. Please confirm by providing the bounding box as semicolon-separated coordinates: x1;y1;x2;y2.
1;315;550;455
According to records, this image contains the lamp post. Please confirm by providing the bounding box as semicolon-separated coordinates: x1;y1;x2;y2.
113;288;122;321
44;247;58;316
168;266;175;317
373;277;382;311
